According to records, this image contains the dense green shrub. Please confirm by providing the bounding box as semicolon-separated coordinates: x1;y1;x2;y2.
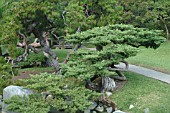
5;73;100;113
0;57;13;94
17;52;46;68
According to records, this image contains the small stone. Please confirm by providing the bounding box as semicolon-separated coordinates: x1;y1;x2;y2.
113;110;127;113
106;92;112;97
88;102;98;110
63;85;68;89
106;107;113;113
84;109;91;113
144;108;149;113
92;111;97;113
0;95;2;99
95;105;104;112
129;104;134;109
46;95;53;101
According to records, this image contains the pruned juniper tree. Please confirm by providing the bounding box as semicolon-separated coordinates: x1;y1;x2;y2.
62;24;165;92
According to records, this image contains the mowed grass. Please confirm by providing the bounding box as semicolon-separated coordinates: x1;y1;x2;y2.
111;72;170;113
127;41;170;74
53;48;69;62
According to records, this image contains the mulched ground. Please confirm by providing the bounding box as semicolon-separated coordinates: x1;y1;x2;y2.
13;70;55;80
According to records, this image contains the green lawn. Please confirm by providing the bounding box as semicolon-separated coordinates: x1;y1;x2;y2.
53;48;69;62
127;41;170;74
111;72;170;113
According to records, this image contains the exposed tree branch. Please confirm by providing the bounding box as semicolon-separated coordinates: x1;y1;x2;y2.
63;27;81;64
39;31;61;74
62;11;69;26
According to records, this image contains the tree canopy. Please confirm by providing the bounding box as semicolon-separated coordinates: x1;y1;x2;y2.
63;24;165;82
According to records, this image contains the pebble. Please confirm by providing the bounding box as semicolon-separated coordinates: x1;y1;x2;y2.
106;92;112;97
129;104;134;109
106;107;113;113
95;105;104;112
88;102;97;110
46;94;53;101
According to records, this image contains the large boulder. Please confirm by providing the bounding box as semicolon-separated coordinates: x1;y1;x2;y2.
2;85;33;113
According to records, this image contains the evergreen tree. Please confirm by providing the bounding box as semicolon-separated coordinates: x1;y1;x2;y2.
0;0;122;73
118;0;170;40
63;24;165;91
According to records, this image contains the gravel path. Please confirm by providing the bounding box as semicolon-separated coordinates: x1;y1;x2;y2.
117;63;170;84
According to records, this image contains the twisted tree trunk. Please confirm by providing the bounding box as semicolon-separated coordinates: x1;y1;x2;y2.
63;43;81;64
101;76;116;92
63;27;82;64
0;46;2;56
39;32;60;74
110;62;127;81
164;23;169;40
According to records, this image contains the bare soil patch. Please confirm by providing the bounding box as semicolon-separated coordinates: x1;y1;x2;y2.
13;70;55;80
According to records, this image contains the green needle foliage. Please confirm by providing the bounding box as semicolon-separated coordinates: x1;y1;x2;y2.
0;57;13;94
62;24;165;80
118;0;170;39
5;73;100;113
0;0;121;53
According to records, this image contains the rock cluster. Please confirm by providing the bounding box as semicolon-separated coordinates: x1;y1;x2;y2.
84;102;126;113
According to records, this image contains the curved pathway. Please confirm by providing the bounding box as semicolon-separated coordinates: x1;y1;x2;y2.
87;48;170;84
117;63;170;84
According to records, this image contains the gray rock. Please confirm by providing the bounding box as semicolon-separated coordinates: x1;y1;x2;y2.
2;85;34;113
92;111;97;113
84;109;91;113
113;110;126;113
88;102;97;110
106;107;113;113
95;105;104;112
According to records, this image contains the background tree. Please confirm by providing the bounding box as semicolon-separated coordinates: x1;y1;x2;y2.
0;0;123;73
118;0;170;40
0;0;6;56
0;0;65;72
